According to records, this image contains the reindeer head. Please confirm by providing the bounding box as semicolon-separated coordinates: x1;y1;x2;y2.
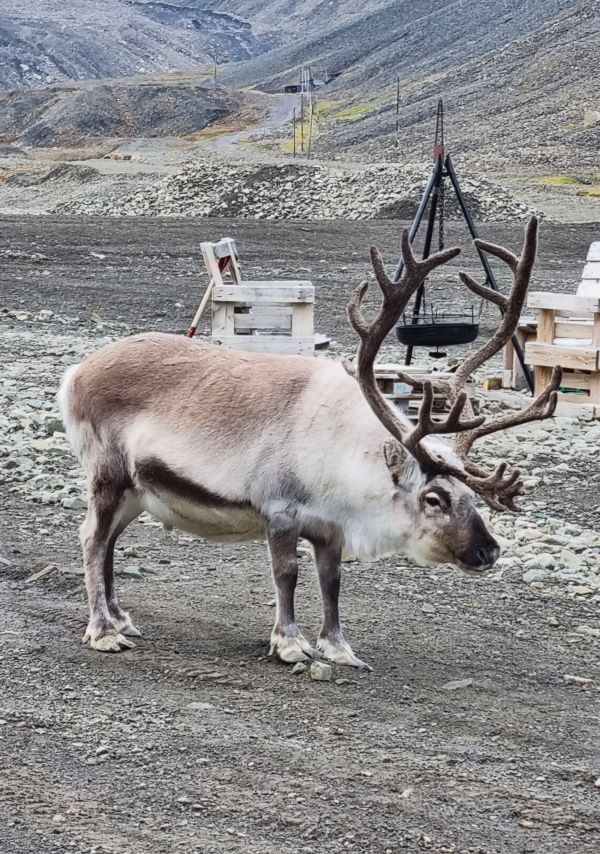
346;217;561;573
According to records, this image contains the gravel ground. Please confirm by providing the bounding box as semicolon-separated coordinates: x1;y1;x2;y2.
1;216;599;854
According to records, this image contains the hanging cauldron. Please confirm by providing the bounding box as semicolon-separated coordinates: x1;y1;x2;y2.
396;307;479;357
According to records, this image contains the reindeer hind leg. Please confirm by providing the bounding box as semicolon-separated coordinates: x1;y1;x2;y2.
81;463;141;652
103;496;143;638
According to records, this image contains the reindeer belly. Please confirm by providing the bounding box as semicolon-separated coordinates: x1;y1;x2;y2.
134;456;265;542
140;491;265;541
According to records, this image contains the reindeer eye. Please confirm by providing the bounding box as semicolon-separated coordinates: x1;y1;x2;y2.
424;492;444;508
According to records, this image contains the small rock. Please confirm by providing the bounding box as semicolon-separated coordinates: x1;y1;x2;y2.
546;616;560;627
310;661;332;682
522;568;548;584
571;585;593;596
575;625;600;638
121;565;142;578
421;602;436;614
524;553;555;570
442;678;473;691
61;495;86;511
291;662;307;675
563;674;592;686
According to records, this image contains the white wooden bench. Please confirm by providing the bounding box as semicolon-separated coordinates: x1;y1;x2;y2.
187;237;318;356
504;241;600;402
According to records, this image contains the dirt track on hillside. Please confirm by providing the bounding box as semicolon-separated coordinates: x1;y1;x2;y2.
1;216;599;854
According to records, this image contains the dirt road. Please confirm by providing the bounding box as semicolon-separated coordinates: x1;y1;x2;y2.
1;216;599;854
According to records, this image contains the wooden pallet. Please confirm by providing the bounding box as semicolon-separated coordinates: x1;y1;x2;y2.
375;364;478;421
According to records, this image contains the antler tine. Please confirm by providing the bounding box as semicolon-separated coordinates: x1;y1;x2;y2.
452;215;539;393
454;366;562;458
370;246;396;296
409;385;485;444
346;280;372;340
458;271;508;311
472;240;519;272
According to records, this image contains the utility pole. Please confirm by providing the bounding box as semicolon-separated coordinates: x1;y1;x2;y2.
292;107;296;158
307;104;314;160
300;67;305;153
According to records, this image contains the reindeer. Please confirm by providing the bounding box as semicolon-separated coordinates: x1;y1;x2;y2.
58;216;560;669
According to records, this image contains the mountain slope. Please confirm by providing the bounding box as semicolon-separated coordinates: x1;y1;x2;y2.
212;0;599;170
0;0;276;89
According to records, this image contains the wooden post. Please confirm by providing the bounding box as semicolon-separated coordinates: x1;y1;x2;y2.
300;92;304;152
534;308;555;394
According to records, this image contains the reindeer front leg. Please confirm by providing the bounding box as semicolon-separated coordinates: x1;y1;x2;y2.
314;542;372;671
267;512;317;663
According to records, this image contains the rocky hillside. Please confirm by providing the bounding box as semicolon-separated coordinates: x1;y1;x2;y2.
0;0;276;89
213;0;600;169
0;1;597;170
0;80;246;147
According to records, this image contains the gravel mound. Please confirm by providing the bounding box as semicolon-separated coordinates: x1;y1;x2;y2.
56;159;534;222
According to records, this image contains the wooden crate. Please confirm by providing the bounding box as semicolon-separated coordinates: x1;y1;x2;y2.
212;281;315;355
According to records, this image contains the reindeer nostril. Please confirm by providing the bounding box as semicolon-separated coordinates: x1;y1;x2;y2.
476;548;490;566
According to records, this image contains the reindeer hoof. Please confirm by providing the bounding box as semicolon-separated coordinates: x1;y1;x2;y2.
121;624;142;638
269;632;318;664
111;609;142;637
316;637;372;672
83;622;136;653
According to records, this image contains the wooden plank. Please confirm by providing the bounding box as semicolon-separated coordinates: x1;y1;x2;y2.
590;313;600;403
291;303;314;337
200;243;225;286
526;341;599;371
211;303;233;337
578;280;600;298
212;237;237;260
527;291;600;313
557;391;590;403
212;335;314;355
587;242;600;262
234;313;292;331
554;321;593;339
213;283;314;305
581;261;600;279
534;308;555;393
560;371;591;390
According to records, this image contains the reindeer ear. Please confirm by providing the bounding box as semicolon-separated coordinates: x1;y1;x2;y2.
383;439;408;486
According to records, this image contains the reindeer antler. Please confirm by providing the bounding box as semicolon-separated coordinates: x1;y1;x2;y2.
345;231;476;452
447;217;562;466
347;216;562;513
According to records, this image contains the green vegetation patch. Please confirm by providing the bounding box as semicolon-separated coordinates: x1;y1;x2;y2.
536;175;582;186
576;186;600;198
